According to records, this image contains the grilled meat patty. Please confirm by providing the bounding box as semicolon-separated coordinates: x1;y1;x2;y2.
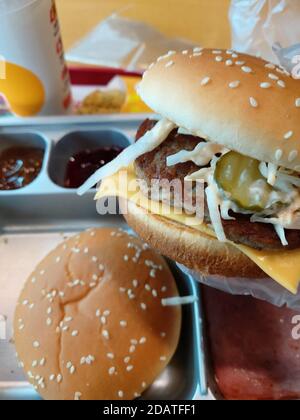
135;119;300;251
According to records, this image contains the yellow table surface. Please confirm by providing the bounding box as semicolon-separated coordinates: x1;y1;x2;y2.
56;0;231;53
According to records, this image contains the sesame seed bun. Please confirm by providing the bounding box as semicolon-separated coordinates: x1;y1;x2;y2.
14;228;181;401
122;199;266;280
138;49;300;172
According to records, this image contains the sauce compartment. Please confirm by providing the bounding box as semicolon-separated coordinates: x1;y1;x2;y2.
48;130;130;189
0;132;49;193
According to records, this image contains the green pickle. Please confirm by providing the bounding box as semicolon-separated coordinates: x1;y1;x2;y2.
215;151;273;212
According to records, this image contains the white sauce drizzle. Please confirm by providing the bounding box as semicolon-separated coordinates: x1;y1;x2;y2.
167;142;226;167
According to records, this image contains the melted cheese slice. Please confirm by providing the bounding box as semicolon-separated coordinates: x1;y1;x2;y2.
96;166;300;294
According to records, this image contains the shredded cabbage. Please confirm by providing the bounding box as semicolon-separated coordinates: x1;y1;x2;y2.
78;118;176;195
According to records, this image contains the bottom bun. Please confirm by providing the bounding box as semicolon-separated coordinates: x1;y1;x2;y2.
121;199;266;279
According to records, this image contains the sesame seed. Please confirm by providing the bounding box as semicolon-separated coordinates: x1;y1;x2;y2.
22;300;29;306
120;321;127;328
142;382;147;389
131;339;138;345
242;66;252;73
109;367;116;375
140;303;147;311
103;310;110;317
74;392;82;401
91;256;98;263
229;81;240;89
139;337;147;344
101;316;107;325
160;356;167;362
107;353;115;360
152;289;158;297
165;61;174;68
275;149;283;161
235;61;245;66
127;365;134;372
66;362;72;369
99;264;105;271
249;97;259;108
212;50;222;55
89;282;96;288
132;279;139;288
124;357;131;364
269;73;279;81
62;326;69;332
84;247;89;254
55;257;61;263
49;374;55;381
277;80;286;88
232;53;238;58
90;231;96;237
289;150;298;162
92;274;98;281
124;255;129;262
70;366;76;375
160;332;166;338
57;374;62;384
118;391;124;398
119;287;126;293
284;131;294;140
19;324;25;331
40;358;46;366
265;63;276;70
226;50;233;55
33;341;40;349
32;360;38;367
225;60;233;66
31;277;36;284
193;47;203;53
129;345;136;354
102;330;110;340
295;98;300;108
134;393;141;398
47;307;52;315
40;270;45;276
161;286;167;293
65;317;73;322
182;50;188;55
260;82;271;89
145;284;151;291
200;77;211;86
215;56;223;62
71;330;79;337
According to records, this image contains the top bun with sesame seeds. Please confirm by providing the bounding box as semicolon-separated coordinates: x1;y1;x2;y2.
13;228;181;401
138;48;300;172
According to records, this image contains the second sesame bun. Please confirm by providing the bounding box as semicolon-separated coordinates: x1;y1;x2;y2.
138;49;300;172
122;199;266;280
14;228;181;401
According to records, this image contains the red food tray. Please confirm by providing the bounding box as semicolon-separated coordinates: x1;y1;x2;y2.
69;66;142;86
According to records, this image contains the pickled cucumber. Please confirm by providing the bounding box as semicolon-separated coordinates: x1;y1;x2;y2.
215;151;273;211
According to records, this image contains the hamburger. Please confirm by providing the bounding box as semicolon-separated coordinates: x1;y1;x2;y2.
14;228;181;400
78;48;300;295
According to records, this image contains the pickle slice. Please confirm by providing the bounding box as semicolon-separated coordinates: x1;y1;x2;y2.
215;151;273;212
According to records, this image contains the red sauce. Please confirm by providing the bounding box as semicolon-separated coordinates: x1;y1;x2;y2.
0;146;44;191
64;146;123;189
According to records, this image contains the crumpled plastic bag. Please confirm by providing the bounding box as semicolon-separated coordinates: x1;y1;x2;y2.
179;264;300;310
66;12;196;72
230;0;300;65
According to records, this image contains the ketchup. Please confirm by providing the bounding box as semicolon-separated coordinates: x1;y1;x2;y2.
64;146;124;189
0;146;44;191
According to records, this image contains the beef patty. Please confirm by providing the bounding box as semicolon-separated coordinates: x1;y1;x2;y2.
135;119;300;251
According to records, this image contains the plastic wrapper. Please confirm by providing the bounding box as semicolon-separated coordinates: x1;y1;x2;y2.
66;12;196;72
179;264;300;310
230;0;300;65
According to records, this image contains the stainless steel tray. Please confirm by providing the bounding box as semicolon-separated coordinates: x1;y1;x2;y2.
0;116;208;400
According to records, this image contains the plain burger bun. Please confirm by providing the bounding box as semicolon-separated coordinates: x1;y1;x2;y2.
122;199;266;280
138;49;300;172
14;228;181;401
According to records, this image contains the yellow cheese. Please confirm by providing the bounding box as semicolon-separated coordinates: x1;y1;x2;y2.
96;166;300;294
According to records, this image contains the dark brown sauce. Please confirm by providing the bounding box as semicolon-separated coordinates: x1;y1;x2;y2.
64;146;123;189
0;146;44;190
